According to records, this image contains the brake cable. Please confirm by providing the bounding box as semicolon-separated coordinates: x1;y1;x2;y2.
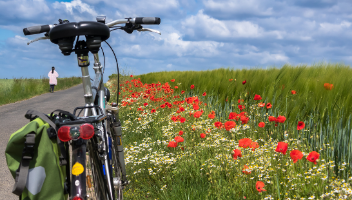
103;41;120;108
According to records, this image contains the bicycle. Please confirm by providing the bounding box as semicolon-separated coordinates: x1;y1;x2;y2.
23;16;161;200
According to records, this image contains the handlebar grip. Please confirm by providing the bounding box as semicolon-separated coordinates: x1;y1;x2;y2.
23;25;50;35
134;17;161;25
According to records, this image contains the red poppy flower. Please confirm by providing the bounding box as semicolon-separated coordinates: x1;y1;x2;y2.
151;109;156;113
174;136;184;143
238;105;245;111
179;130;183;135
256;181;266;192
224;121;236;131
238;99;244;104
324;83;334;90
232;149;242;159
242;165;251;174
242;80;246;85
229;79;233;82
190;85;195;89
275;142;288;155
249;142;259;151
160;104;166;108
171;79;175;82
290;150;303;163
193;103;199;110
291;90;296;95
306;151;320;165
194;111;202;118
181;90;185;94
240;116;249;124
238;138;252;148
203;92;207;96
214;121;222;128
268;116;276;122
180;117;186;123
228;112;238;120
258;102;265;107
200;133;206;138
208;113;215;119
258;122;265;128
130;75;133;77
174;86;178;89
171;116;177;122
143;103;148;106
266;103;272;109
254;94;262;100
276;115;286;123
167;141;177;148
297;121;305;130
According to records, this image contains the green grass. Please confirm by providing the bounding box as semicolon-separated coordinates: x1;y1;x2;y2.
0;79;14;92
0;77;82;106
107;63;352;199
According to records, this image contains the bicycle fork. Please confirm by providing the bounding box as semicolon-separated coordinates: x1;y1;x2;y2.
112;120;128;185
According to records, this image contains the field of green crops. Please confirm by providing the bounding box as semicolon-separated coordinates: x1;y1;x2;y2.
0;79;14;93
0;77;82;106
107;63;352;199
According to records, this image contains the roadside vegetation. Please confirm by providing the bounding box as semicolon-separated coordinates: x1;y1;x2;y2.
0;77;82;106
106;63;352;199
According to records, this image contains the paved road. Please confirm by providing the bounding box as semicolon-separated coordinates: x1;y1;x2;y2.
0;84;84;200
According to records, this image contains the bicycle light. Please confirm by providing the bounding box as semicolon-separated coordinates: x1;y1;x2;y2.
79;123;95;140
57;124;95;142
72;196;83;200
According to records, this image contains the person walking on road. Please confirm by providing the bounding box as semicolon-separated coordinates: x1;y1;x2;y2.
48;66;59;93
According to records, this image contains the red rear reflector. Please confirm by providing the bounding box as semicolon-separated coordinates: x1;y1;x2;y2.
57;126;71;142
72;196;83;200
79;123;95;140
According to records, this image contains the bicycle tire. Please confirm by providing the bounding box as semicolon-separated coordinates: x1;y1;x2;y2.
110;136;123;200
86;138;110;200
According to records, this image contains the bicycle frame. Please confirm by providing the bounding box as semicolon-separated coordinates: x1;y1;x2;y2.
70;51;120;199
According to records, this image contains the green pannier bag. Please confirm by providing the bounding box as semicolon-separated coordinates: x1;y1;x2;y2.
5;110;69;200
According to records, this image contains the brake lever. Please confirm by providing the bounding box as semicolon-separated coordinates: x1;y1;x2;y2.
136;28;161;35
27;36;49;45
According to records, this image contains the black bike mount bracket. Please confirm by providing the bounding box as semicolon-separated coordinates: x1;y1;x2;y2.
96;16;106;24
74;40;90;67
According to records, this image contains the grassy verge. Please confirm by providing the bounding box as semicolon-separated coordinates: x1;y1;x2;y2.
0;77;82;106
106;63;352;199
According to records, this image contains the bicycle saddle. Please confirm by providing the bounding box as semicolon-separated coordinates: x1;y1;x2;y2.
49;21;110;44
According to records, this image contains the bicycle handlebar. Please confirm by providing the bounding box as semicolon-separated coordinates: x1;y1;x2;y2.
134;17;160;25
24;16;161;45
23;25;53;35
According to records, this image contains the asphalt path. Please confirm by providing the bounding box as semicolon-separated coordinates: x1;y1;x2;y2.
0;84;84;200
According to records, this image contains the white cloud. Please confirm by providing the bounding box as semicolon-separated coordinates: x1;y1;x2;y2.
182;10;263;39
82;0;181;18
203;0;273;17
166;64;172;68
8;35;28;45
0;0;50;19
319;21;352;32
259;52;289;64
53;0;97;17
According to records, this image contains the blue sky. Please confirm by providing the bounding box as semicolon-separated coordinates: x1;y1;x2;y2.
1;0;352;82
